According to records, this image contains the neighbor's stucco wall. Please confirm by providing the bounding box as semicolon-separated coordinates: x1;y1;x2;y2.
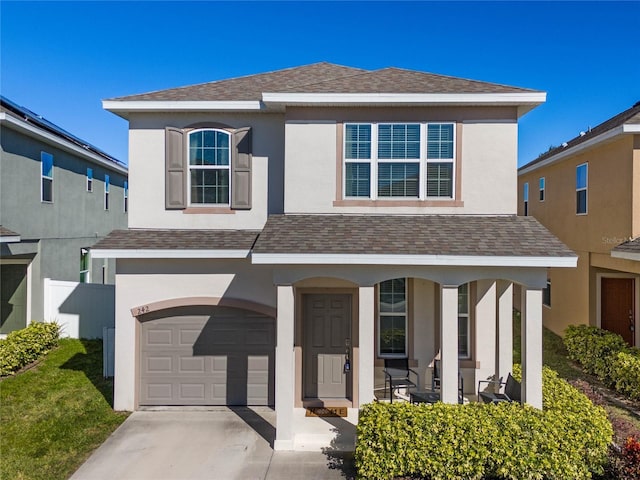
126;112;285;230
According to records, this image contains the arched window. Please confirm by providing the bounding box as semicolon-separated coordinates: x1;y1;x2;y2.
188;129;231;205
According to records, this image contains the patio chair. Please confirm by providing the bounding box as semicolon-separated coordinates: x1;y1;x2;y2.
383;358;419;403
477;373;522;403
431;359;464;397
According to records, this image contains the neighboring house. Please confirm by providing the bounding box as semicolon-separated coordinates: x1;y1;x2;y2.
0;96;128;336
518;102;640;346
92;63;575;450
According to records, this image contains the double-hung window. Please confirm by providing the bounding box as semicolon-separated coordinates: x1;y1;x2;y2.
41;152;53;202
378;278;407;357
539;177;545;201
523;182;529;216
576;163;587;214
188;129;231;205
344;122;455;200
458;283;470;358
87;168;93;192
104;174;110;210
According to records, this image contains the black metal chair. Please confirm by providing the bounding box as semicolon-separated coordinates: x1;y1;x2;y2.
477;373;521;403
383;358;419;403
431;359;464;397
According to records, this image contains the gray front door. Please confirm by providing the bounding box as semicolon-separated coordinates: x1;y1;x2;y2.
303;294;351;400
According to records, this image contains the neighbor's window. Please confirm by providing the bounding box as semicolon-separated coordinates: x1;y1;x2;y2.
523;182;529;216
576;163;588;214
539;177;545;202
344;122;455;200
104;174;110;210
543;279;551;307
87;168;93;192
124;181;128;213
80;248;90;283
41;152;53;202
458;283;470;358
188;129;231;205
378;278;407;357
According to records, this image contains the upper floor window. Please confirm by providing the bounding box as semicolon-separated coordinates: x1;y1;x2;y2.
124;181;128;213
41;152;53;202
576;163;587;214
458;283;470;359
539;177;545;202
87;168;93;192
344;122;455;200
523;182;529;216
188;129;231;205
104;174;110;210
378;278;407;357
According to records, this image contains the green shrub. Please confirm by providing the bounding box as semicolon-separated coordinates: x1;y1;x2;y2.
355;366;612;479
0;322;60;376
564;325;628;382
612;351;640;399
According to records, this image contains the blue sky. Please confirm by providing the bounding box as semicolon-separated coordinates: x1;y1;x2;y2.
1;1;638;166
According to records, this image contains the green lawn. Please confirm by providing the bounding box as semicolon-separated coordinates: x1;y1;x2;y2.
0;338;129;480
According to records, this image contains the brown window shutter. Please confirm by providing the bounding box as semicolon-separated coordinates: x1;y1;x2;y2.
231;127;252;210
165;127;186;209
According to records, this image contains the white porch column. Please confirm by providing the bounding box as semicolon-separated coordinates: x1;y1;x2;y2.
521;287;543;409
496;281;513;385
440;285;459;404
358;286;375;406
274;285;295;450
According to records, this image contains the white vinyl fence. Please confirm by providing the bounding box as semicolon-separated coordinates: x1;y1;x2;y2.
44;278;115;339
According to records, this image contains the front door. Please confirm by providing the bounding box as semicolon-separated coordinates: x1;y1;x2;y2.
303;294;351;400
601;277;635;346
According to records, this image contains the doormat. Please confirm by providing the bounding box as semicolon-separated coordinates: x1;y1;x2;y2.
305;407;348;417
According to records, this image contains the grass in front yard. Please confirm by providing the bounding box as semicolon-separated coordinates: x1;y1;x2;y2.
0;338;129;480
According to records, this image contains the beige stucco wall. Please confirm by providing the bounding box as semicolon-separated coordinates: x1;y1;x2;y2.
518;134;639;335
126;112;285;230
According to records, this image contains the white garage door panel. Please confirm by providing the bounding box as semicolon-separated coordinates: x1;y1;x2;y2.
139;307;274;406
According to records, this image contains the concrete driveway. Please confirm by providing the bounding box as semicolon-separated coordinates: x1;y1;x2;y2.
70;408;355;480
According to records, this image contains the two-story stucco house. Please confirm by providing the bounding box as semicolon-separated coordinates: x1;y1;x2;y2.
0;96;128;336
92;63;576;450
518;102;640;346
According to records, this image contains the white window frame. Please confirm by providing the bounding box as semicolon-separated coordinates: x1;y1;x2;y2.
576;163;588;215
124;180;128;213
343;122;456;201
539;177;545;202
87;168;93;192
458;283;470;359
104;174;110;210
41;151;53;203
523;182;529;216
187;128;232;207
378;278;408;358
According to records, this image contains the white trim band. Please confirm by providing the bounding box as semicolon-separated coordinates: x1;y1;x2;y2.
611;250;640;262
0;235;21;243
251;253;577;267
90;249;250;259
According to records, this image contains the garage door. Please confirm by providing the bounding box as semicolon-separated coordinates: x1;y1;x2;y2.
139;306;275;406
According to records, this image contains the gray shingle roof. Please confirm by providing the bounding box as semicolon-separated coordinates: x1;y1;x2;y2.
108;62;539;102
92;229;260;250
520;101;640;170
0;225;19;237
612;237;640;254
252;215;575;258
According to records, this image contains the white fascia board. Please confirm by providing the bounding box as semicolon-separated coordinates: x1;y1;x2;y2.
261;92;547;106
611;250;640;262
0;113;128;175
90;249;249;259
251;253;577;268
102;100;263;113
0;235;21;243
519;124;637;175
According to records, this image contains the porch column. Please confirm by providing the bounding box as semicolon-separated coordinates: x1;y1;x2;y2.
521;287;543;409
358;286;375;406
275;284;295;450
496;281;513;385
440;285;459;404
475;280;497;387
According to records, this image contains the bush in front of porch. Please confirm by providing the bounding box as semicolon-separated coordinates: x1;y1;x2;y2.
355;366;612;480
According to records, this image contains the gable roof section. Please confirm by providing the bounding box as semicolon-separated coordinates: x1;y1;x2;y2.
0;225;21;243
103;62;545;117
520;102;640;174
611;237;640;261
251;215;575;266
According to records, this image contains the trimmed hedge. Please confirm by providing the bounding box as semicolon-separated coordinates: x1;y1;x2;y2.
355;366;612;479
0;322;60;376
564;324;640;399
